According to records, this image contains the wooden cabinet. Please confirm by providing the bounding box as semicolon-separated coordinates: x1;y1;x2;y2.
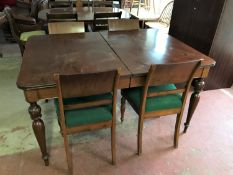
169;0;225;55
169;0;233;89
205;0;233;89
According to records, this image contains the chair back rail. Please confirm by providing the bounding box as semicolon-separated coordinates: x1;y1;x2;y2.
55;70;119;98
46;13;78;22
93;11;122;31
92;1;114;7
48;21;85;34
108;19;139;31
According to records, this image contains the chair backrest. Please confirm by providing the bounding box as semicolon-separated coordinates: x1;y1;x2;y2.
48;21;85;34
157;1;174;26
48;0;73;8
92;0;113;7
46;13;78;22
54;70;120;120
3;6;21;41
93;11;122;31
54;70;120;99
140;60;202;114
108;19;139;31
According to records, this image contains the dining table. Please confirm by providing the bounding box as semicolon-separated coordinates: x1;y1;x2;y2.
16;29;215;166
38;7;133;24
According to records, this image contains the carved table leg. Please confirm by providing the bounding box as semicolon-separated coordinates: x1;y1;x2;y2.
120;96;126;123
28;102;49;166
184;78;205;133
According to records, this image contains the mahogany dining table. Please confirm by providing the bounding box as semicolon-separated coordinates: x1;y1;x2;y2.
17;29;215;166
38;7;133;23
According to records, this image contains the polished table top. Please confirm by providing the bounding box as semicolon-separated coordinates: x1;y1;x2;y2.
38;7;132;22
100;29;215;75
17;32;130;89
17;29;215;90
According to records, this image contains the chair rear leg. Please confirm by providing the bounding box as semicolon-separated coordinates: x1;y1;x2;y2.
137;115;144;155
120;96;126;122
63;134;73;174
111;125;116;165
174;113;182;148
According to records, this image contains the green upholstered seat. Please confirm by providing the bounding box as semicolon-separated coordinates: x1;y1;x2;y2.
20;30;46;42
54;93;113;128
121;84;182;112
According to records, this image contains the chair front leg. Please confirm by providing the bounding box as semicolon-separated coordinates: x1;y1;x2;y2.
120;96;126;122
63;134;73;175
111;125;116;165
174;113;182;148
137;115;144;155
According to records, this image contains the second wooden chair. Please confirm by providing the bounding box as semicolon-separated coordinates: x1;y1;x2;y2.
121;60;201;155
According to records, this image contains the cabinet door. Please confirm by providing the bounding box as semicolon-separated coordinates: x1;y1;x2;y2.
205;0;233;89
169;0;225;55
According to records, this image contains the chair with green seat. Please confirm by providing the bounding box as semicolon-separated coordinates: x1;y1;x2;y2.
54;70;120;174
3;6;46;56
120;60;202;155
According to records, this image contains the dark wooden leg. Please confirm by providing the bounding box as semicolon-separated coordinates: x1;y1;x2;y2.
137;116;143;155
120;96;126;123
28;102;49;166
184;78;205;133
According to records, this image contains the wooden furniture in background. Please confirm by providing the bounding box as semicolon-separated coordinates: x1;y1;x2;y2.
48;0;73;8
92;0;113;7
38;7;132;24
121;61;201;155
205;0;233;89
145;1;173;33
17;29;215;165
3;6;46;56
54;70;119;174
46;13;78;22
108;18;139;31
93;11;122;31
169;0;225;55
48;21;85;34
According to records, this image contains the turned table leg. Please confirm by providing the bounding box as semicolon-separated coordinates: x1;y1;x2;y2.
184;78;205;133
28;102;49;166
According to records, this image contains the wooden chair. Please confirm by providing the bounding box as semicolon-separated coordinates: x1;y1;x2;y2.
54;70;120;174
48;0;73;8
108;18;139;31
145;1;174;32
46;13;78;22
48;21;85;34
3;6;46;56
120;60;202;155
93;11;122;31
92;0;114;7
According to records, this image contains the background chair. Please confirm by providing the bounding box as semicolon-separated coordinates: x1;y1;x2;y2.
121;60;201;155
48;0;73;8
92;0;114;7
145;1;174;33
108;18;139;31
93;11;122;31
46;13;78;22
4;6;46;55
48;21;85;34
54;70;120;174
2;0;47;42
